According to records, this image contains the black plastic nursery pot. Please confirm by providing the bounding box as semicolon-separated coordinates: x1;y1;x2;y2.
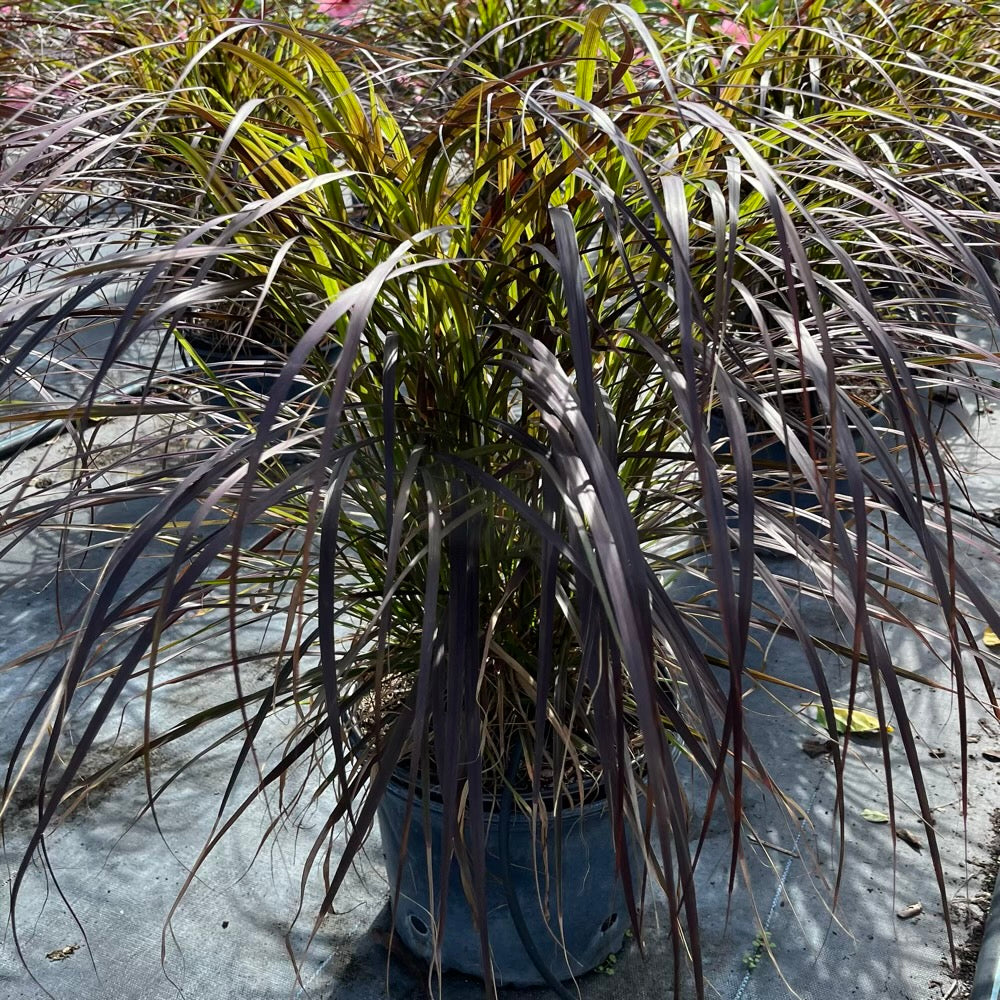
708;409;854;536
182;335;338;431
376;777;641;987
972;869;1000;1000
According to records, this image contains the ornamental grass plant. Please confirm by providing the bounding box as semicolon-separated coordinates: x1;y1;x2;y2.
2;0;1000;994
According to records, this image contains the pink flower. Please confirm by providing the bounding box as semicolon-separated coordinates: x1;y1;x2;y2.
719;18;757;50
315;0;367;24
1;82;34;111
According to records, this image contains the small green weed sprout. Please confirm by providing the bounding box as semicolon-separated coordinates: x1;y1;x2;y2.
742;930;774;971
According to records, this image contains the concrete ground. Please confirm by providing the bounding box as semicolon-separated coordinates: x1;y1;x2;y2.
2;314;999;1000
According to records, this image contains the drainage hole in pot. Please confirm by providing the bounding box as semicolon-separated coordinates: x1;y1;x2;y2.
409;914;430;937
600;913;618;934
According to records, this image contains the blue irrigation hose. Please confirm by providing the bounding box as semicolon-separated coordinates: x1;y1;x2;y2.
0;415;66;459
0;374;168;460
1;345;343;461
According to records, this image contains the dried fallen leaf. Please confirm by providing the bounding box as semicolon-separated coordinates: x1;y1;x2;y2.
897;828;923;852
812;705;893;735
897;902;923;920
46;945;80;962
984;628;1000;648
861;809;890;823
802;737;837;758
929;748;946;759
983;749;1000;763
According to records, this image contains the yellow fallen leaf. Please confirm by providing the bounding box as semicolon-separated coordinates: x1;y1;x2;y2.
813;705;893;735
984;627;1000;647
861;809;889;823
